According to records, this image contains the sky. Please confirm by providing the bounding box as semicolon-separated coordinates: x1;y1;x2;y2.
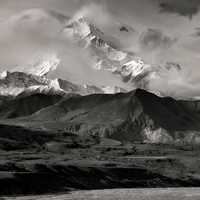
0;0;200;97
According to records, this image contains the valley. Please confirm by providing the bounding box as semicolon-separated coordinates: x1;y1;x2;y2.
0;123;200;196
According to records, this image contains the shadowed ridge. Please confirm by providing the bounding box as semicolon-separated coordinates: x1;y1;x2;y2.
134;88;200;131
1;89;200;144
0;93;63;119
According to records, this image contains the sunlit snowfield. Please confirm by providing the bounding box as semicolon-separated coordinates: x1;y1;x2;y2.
4;188;200;200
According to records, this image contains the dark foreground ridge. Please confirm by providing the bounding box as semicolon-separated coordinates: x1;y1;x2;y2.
0;124;199;195
0;164;198;195
0;93;63;119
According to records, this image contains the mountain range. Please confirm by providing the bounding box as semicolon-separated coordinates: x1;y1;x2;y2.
0;9;199;146
2;4;200;196
0;8;183;98
0;70;127;97
0;88;200;145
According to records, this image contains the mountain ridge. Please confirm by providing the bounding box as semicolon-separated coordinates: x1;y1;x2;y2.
0;10;186;98
0;70;127;97
2;88;200;144
63;16;152;86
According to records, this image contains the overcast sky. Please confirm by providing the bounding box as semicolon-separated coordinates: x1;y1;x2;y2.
0;0;200;97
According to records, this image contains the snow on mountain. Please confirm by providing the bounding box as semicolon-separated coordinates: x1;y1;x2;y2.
14;53;60;77
56;79;105;95
27;54;60;77
1;13;132;97
0;11;185;97
0;71;49;96
101;86;127;94
0;71;8;79
0;69;125;97
62;16;189;99
63;16;152;86
121;59;149;77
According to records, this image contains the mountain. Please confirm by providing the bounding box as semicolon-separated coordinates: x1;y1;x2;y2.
101;86;127;94
1;8;188;99
0;70;67;96
55;78;103;95
14;53;61;77
0;70;127;97
62;16;185;96
1;10;184;97
0;70;78;96
62;16;152;86
3;88;200;144
134;61;183;97
0;71;49;96
0;93;63;119
57;78;127;95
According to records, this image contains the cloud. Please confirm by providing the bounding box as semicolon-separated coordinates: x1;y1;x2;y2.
139;28;176;51
0;9;65;68
137;61;200;99
158;0;200;18
192;27;200;37
73;3;114;28
0;6;128;88
1;1;200;98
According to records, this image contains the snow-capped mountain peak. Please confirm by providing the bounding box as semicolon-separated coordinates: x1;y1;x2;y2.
0;71;8;79
14;53;60;77
66;16;95;39
0;69;127;97
63;16;151;85
121;59;151;77
64;16;107;49
29;54;60;76
101;86;127;94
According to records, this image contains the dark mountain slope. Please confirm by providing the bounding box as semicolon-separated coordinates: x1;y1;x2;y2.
5;89;200;144
0;93;63;119
135;89;200;131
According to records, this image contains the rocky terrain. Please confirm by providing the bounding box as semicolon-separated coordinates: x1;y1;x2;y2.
0;89;199;196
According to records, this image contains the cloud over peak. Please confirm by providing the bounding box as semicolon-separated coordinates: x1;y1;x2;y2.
158;0;200;18
139;28;176;51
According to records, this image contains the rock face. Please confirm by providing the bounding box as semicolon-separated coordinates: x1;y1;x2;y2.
0;71;123;97
62;16;185;96
3;89;200;144
0;71;49;96
63;17;152;85
0;71;68;96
